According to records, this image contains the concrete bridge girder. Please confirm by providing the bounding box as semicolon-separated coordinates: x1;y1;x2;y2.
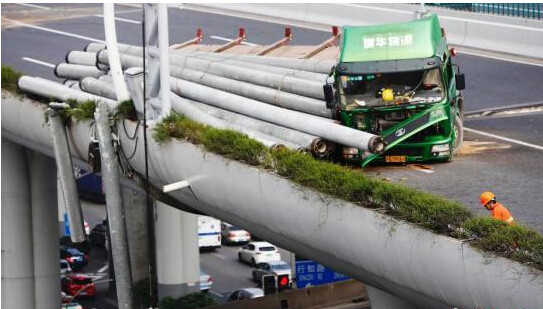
2;94;543;309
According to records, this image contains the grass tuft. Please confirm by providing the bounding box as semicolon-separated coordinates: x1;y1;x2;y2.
115;99;138;121
2;66;23;94
68;100;97;122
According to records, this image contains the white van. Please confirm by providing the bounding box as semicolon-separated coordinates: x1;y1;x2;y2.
198;216;221;250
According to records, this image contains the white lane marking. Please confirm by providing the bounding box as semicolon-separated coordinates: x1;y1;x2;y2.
21;57;56;68
464;127;543;151
93;14;141;25
15;3;51;10
210;290;224;298
215;253;228;260
456;50;543;68
209;35;258;46
97;264;109;273
3;18;104;43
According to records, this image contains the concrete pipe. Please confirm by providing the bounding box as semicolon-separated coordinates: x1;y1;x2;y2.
80;77;117;101
65;50;109;71
48;108;87;244
54;63;105;80
18;76;117;108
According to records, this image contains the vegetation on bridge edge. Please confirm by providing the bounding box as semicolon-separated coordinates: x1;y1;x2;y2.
154;113;543;270
1;66;23;93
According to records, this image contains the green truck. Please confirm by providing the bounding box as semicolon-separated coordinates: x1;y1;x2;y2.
324;14;466;166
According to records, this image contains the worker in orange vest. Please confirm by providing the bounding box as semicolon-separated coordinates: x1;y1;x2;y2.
480;191;514;225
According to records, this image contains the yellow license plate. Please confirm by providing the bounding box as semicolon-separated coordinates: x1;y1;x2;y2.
385;156;406;163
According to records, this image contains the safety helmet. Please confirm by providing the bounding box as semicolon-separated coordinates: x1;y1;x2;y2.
480;191;495;206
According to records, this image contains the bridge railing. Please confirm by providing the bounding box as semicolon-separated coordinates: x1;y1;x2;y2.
427;3;542;19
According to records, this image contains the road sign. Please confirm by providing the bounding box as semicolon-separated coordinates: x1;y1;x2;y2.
295;259;349;288
64;213;71;236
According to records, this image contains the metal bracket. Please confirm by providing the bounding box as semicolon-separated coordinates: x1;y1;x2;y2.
162;180;198;200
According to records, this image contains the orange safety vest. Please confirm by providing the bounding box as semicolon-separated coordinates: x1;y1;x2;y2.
491;203;514;225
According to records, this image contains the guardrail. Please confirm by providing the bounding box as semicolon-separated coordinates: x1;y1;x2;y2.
427;3;542;19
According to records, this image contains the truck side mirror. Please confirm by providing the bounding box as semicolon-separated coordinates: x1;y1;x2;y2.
323;84;335;108
455;74;465;90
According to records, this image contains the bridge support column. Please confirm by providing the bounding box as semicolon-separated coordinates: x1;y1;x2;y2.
366;285;416;309
28;150;61;309
1;139;36;309
155;201;200;299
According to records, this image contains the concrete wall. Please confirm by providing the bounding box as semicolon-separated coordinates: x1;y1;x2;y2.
2;92;543;309
186;3;543;59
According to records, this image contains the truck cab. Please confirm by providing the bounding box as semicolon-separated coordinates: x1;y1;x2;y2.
326;14;465;165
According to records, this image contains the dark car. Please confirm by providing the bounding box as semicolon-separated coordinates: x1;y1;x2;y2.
60;246;88;270
89;219;108;247
62;274;96;298
227;288;264;302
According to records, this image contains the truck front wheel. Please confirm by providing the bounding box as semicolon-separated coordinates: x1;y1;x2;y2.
452;116;464;156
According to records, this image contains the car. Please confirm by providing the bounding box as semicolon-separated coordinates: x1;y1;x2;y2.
61;274;96;298
199;270;213;292
60;246;88;270
238;242;281;266
89;219;107;247
227;288;264;302
221;223;251;245
60;259;72;275
252;261;292;286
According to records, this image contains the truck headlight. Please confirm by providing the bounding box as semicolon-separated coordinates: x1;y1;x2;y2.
431;143;450;152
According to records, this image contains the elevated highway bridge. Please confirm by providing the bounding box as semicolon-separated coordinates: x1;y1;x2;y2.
2;3;543;309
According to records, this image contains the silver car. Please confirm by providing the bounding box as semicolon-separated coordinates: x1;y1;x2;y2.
252;261;291;285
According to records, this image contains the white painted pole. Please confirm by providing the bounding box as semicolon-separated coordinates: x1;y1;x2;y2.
103;3;130;103
157;4;171;117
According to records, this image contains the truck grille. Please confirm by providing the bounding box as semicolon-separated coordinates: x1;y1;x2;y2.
384;147;422;157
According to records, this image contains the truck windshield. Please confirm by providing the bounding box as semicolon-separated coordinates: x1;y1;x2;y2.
338;68;444;109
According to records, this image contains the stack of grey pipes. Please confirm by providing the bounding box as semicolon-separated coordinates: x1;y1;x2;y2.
17;42;385;156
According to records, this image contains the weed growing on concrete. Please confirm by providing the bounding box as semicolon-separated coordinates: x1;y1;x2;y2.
115;99;137;121
464;217;543;267
1;66;22;93
68;99;97;122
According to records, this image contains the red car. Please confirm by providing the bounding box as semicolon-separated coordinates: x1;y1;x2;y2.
61;274;96;298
